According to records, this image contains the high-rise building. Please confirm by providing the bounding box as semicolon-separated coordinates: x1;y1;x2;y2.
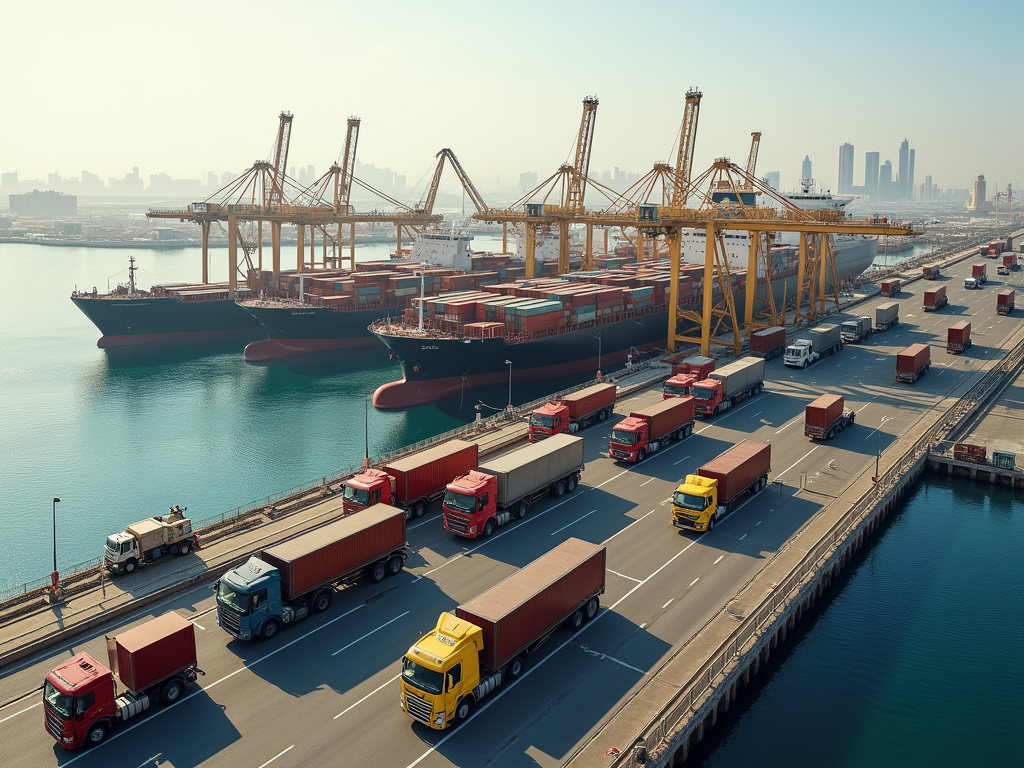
519;171;538;191
837;143;854;194
864;152;880;197
908;149;915;200
801;155;812;181
879;160;893;200
924;175;933;201
898;139;910;200
968;175;988;211
763;171;780;191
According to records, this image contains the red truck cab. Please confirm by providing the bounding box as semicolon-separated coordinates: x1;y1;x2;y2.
343;469;392;514
442;470;496;537
609;416;648;462
44;654;116;749
528;401;569;439
690;378;724;414
663;373;696;398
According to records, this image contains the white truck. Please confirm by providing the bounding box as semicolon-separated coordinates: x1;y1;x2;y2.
783;324;842;369
104;506;198;575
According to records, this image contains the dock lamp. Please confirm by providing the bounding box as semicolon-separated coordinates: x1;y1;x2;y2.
51;497;61;593
505;360;513;410
593;331;602;379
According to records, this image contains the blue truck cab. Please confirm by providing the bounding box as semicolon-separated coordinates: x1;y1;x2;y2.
215;557;295;641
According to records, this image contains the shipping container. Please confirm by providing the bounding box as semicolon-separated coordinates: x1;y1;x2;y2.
384;440;479;505
947;321;972;354
896;343;930;383
880;279;901;296
456;538;606;671
261;505;407;600
997;289;1015;315
875;302;900;331
972;263;987;278
480;434;586;508
706;357;766;400
110;612;198;693
923;285;947;311
805;394;844;433
629;397;695;441
672;355;715;379
807;323;842;353
991;450;1016;470
953;443;987;464
555;383;617;421
698;441;772;505
749;326;787;358
922;265;941;279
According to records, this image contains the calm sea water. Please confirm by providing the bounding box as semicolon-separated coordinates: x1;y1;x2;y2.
0;238;590;592
698;476;1024;768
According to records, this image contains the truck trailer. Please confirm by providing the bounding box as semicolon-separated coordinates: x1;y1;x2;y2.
691;357;765;416
880;279;901;297
923;285;948;312
997;289;1015;316
672;441;771;531
896;343;931;383
840;316;872;343
608;396;695;462
922;265;941;279
44;613;202;748
215;504;408;640
529;382;616;441
784;323;842;369
343;440;478;518
874;302;900;332
401;538;606;730
804;394;855;440
947;321;972;354
104;506;197;575
749;326;787;359
442;433;585;538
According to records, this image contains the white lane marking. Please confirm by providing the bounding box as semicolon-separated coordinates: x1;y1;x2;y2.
673;454;692;466
601;508;658;546
775;446;820;479
713;555;724;564
402;535;706;768
739;534;747;541
750;411;763;418
334;673;401;720
592;469;631;489
257;745;295;768
0;701;41;724
774;416;800;434
134;754;161;768
407;516;436;530
689;577;700;587
607;569;642;583
662;599;673;609
856;401;873;413
579;644;648;676
191;621;205;631
332;611;410;657
639;477;657;486
756;520;762;526
549;510;596;536
639;623;647;629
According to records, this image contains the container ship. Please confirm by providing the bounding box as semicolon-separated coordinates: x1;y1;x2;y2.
70;256;265;348
371;237;876;409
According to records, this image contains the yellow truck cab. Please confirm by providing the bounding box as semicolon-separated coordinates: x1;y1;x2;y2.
672;441;772;531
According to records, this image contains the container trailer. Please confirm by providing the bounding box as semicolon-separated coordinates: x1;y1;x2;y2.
880;279;901;297
896;343;931;383
997;289;1015;316
804;394;855;440
672;441;771;531
840;316;872;343
608;396;695;462
748;326;787;359
947;321;972;354
528;382;616;441
874;302;900;332
784;323;842;368
922;285;947;312
922;265;941;279
691;357;765;416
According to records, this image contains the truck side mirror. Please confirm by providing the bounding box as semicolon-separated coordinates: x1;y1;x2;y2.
446;674;454;692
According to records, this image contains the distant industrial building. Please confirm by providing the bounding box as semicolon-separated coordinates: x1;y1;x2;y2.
837;143;854;194
519;171;539;191
9;189;77;218
762;170;780;191
864;152;880;198
801;155;812;181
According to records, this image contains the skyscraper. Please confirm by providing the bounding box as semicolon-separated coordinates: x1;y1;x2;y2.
864;152;880;198
763;171;780;191
879;160;893;200
801;155;812;181
908;149;915;200
898;139;910;200
838;143;854;194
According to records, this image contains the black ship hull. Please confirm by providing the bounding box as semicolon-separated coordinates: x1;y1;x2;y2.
242;303;401;362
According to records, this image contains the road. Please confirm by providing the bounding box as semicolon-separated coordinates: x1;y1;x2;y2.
2;255;1021;768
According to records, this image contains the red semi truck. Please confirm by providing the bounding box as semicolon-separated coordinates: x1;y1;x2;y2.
44;612;202;748
672;441;772;531
804;394;855;440
608;396;695;462
947;321;972;354
343;440;478;518
664;356;716;398
896;343;931;383
923;285;947;312
663;372;696;398
880;279;901;297
749;326;787;360
922;265;941;279
997;289;1015;316
529;382;616;441
692;357;765;416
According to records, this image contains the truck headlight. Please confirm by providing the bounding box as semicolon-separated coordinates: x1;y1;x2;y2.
240;629;251;639
63;737;75;744
434;712;445;726
469;526;477;534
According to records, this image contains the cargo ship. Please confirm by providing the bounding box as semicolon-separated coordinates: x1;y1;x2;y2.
371;236;877;409
70;256;265;349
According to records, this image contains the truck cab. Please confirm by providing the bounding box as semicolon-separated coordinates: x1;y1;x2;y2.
343;469;392;514
783;340;815;368
44;654;116;749
840;317;871;343
401;612;484;729
964;277;978;290
104;507;195;574
663;373;696;398
608;417;647;462
672;475;718;531
690;378;723;415
442;471;496;537
215;557;286;640
997;265;1010;276
528;402;568;440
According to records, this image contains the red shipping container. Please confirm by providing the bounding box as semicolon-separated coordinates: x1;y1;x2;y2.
947;321;971;353
805;394;844;433
697;440;772;506
972;263;987;278
111;612;197;693
896;343;930;383
628;397;695;441
997;289;1015;315
384;440;479;505
880;279;901;297
749;326;787;357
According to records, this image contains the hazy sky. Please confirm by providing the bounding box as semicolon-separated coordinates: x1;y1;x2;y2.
2;0;1021;196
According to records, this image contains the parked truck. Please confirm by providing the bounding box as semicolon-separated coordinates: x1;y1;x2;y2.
840;316;872;343
400;538;605;730
215;504;407;640
104;506;197;575
672;441;772;531
997;289;1015;316
44;612;203;748
691;357;765;416
749;326;787;360
804;394;855;440
783;323;842;369
874;301;900;332
896;343;931;383
529;382;616;441
880;279;901;297
922;265;941;279
343;440;478;518
608;396;695;462
947;321;972;354
923;285;948;312
442;433;584;538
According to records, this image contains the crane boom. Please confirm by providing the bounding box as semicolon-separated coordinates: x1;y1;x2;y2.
565;97;599;213
673;88;702;206
334;117;360;213
745;131;761;181
268;111;293;207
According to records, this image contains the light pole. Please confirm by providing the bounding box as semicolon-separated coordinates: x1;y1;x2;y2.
51;497;61;590
874;416;891;481
593;331;602;378
505;360;513;410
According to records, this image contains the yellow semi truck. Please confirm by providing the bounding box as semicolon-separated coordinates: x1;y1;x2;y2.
673;441;772;531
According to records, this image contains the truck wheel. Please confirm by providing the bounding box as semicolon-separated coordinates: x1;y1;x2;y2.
311;590;333;613
683;423;692;438
707;514;715;531
412;501;426;519
566;610;584;631
161;678;184;704
483;518;496;537
584;596;600;621
369;561;388;583
178;542;191;556
507;655;525;680
125;558;137;574
454;696;474;725
516;501;528;519
637;448;647;462
86;722;108;745
554;479;567;497
802;360;808;370
260;619;280;641
387;555;404;576
827;428;835;439
567;475;578;492
598;409;608;422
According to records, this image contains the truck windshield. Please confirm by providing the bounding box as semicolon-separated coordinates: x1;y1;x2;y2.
785;346;802;356
664;383;688;396
44;680;73;719
343;485;370;506
217;581;250;614
691;386;714;401
105;537;118;552
841;323;856;332
673;491;707;511
402;657;443;694
611;429;636;445
443;490;475;512
529;413;554;428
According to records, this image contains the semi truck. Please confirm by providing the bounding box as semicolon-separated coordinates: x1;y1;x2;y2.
215;504;407;640
947;321;972;354
840;316;872;343
749;326;787;359
104;506;197;575
528;382;616;441
923;285;948;312
343;440;478;518
997;289;1015;316
922;265;941;279
43;612;203;748
874;301;900;332
608;396;695;462
880;279;901;297
783;323;842;369
804;394;855;440
691;357;765;417
965;263;987;289
663;372;695;398
400;538;605;730
672;441;772;531
442;433;584;538
671;355;715;380
896;343;931;383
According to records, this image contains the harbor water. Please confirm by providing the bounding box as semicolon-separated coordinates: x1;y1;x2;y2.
697;475;1023;768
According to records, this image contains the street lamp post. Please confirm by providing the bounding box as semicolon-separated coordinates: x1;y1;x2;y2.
51;497;61;592
593;331;602;378
874;417;890;482
505;360;513;410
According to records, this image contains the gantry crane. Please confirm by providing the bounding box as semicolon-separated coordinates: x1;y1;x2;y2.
673;88;702;207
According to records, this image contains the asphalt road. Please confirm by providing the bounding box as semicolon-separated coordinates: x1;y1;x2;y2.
2;255;1021;768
